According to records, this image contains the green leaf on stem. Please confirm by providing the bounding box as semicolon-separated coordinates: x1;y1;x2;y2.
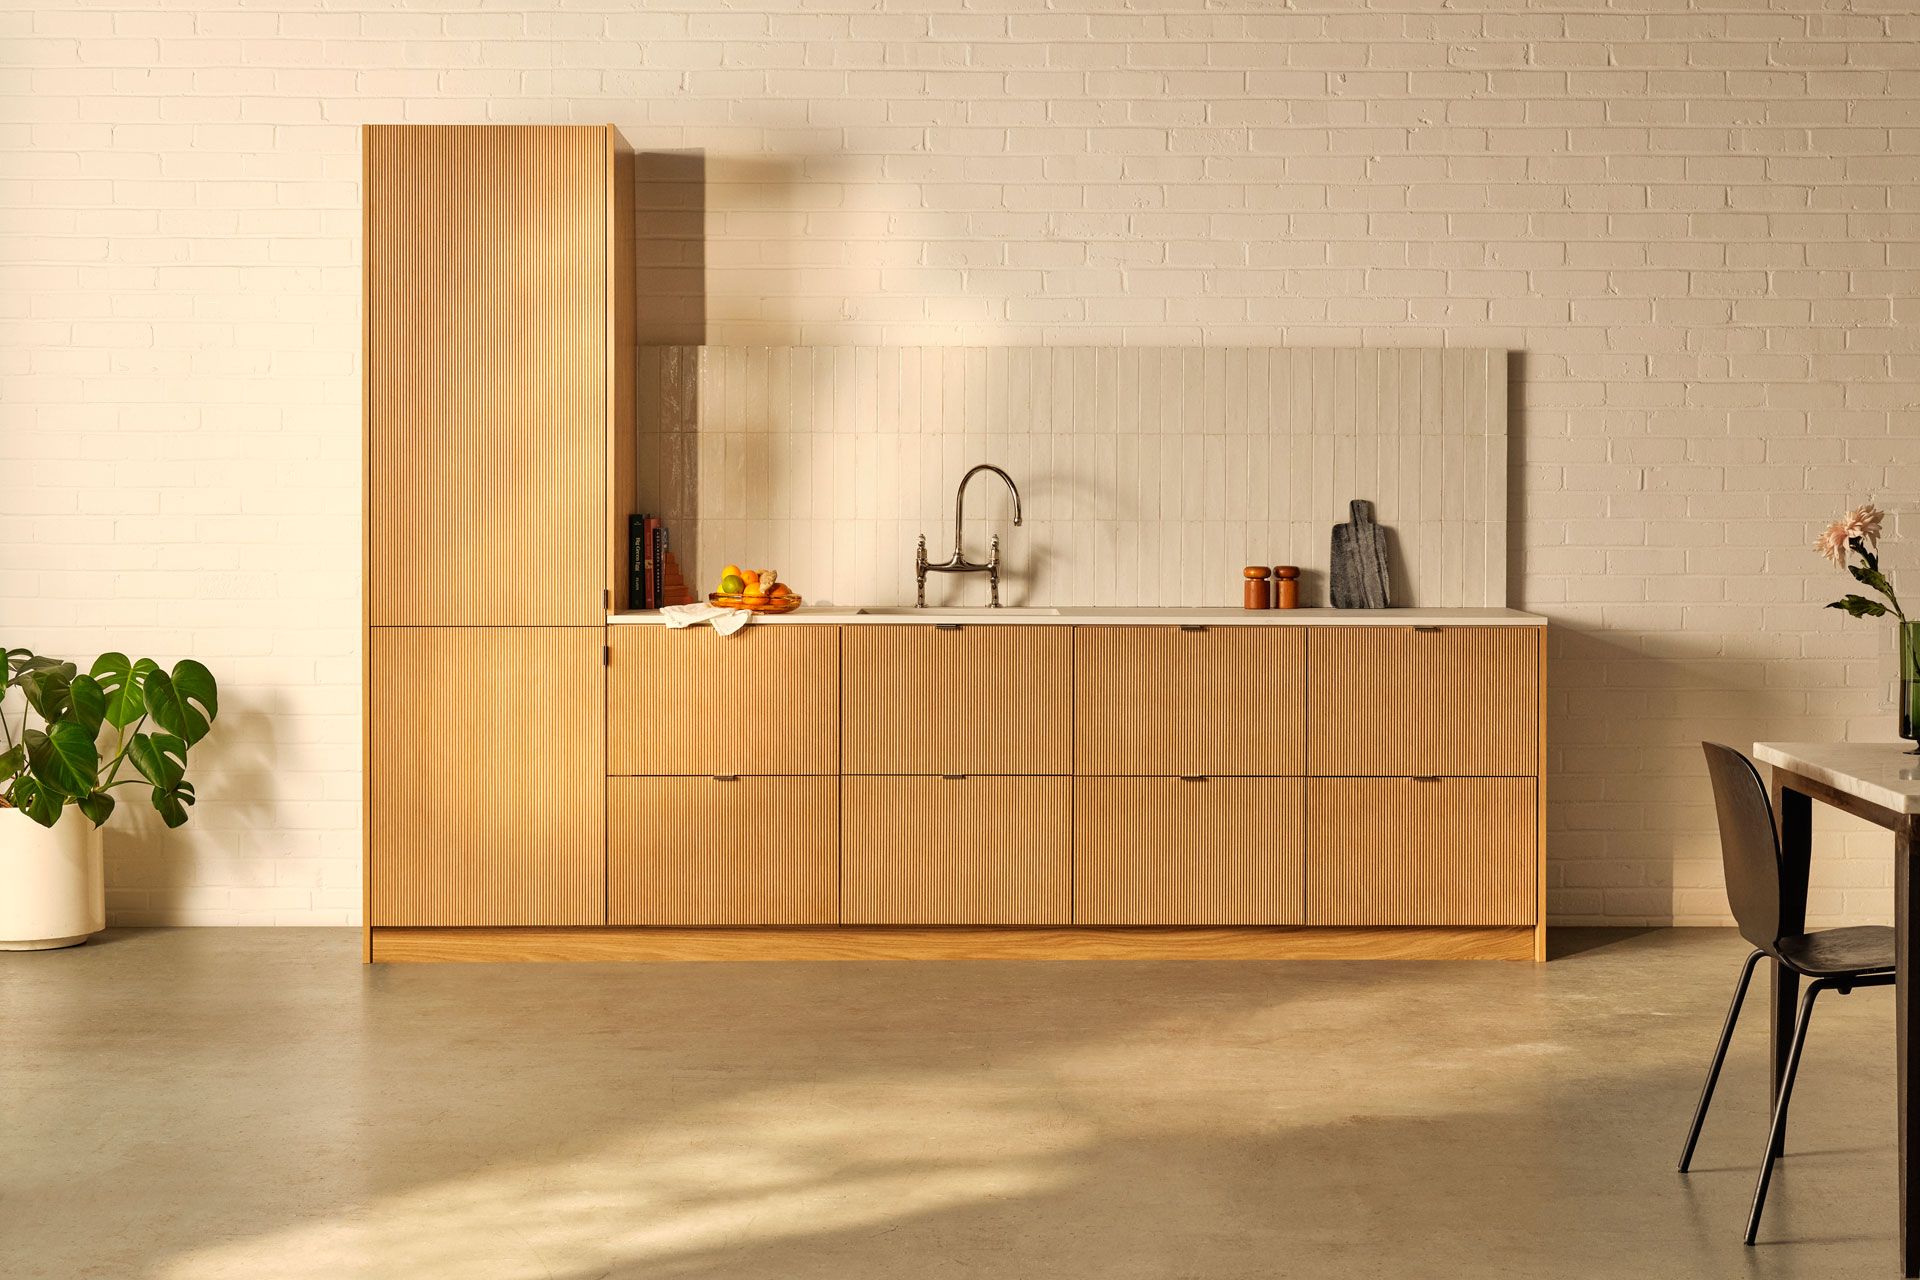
128;732;186;790
144;668;212;746
15;663;76;720
68;674;105;737
151;778;195;828
12;777;63;828
25;723;99;798
1828;595;1889;618
0;742;23;781
75;790;114;826
89;652;147;728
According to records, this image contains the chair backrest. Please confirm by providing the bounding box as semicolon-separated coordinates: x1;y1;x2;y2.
1700;741;1785;953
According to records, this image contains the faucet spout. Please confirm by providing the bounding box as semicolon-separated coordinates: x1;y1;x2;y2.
952;463;1022;557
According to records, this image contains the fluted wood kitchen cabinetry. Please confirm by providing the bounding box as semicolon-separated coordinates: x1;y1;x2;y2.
842;627;1071;775
362;125;632;936
609;777;837;925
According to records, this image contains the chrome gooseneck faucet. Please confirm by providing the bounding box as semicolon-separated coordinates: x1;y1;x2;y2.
915;464;1023;607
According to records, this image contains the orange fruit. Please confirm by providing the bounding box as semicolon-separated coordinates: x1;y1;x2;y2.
739;569;760;588
769;583;793;598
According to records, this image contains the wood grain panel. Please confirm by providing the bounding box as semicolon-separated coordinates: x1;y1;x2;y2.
371;924;1536;962
842;627;1071;774
1410;626;1539;776
368;627;606;926
1074;627;1305;775
607;128;636;611
842;776;1070;924
609;776;836;925
1307;626;1409;776
367;125;606;625
1307;777;1536;926
608;625;838;775
1074;777;1305;924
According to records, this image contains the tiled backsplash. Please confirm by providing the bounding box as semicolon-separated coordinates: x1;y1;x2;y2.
636;346;1508;609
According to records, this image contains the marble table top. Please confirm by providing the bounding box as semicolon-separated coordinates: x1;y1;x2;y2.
1754;741;1920;816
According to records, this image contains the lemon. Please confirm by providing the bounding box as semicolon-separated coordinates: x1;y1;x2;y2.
722;564;743;581
720;574;745;595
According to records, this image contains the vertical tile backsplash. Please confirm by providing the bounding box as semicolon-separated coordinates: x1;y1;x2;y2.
635;346;1508;610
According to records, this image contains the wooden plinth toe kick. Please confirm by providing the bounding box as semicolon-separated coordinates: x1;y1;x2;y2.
370;925;1538;963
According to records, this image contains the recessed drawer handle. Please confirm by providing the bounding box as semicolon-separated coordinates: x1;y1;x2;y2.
1180;625;1207;633
935;623;962;631
1179;775;1207;782
1411;775;1441;782
1414;626;1441;633
712;774;740;782
941;774;967;780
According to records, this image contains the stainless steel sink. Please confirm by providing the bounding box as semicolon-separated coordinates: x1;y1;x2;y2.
854;606;1061;617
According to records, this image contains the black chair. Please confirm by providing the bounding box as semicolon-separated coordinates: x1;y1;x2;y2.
1678;742;1896;1243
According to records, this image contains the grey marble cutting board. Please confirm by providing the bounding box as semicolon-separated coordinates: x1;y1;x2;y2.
1330;499;1392;608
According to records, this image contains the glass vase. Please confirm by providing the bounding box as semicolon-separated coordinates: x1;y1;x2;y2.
1903;620;1920;753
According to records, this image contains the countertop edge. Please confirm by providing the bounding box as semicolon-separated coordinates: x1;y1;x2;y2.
1753;741;1920;815
607;607;1549;627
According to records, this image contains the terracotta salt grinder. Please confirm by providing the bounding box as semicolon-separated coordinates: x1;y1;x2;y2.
1243;566;1272;610
1274;565;1300;609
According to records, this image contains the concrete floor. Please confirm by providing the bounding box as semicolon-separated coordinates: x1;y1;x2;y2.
0;928;1903;1279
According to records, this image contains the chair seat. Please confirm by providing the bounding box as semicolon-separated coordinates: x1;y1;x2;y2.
1776;925;1896;978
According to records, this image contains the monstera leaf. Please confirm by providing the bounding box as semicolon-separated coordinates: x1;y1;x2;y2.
88;652;154;729
25;723;99;800
128;732;187;791
15;662;76;722
144;662;217;747
11;777;64;828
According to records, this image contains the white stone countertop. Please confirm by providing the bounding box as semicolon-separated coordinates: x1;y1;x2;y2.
1754;741;1920;817
608;606;1546;627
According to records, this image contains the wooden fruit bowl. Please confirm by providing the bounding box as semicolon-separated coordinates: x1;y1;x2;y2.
708;591;802;615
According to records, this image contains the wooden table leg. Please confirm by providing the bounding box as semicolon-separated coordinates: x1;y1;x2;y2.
1899;812;1918;1277
1771;778;1812;1161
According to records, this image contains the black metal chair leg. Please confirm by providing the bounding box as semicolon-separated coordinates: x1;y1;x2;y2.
1745;979;1827;1245
1679;947;1766;1172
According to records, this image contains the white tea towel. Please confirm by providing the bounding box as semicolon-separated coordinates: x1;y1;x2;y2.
660;603;753;636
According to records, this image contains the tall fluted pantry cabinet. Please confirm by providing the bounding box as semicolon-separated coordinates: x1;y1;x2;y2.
362;126;634;945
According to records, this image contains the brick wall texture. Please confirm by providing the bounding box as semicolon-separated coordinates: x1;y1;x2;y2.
3;0;1915;925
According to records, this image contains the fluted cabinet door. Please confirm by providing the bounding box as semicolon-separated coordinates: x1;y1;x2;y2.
843;776;1071;924
842;626;1071;775
1307;627;1409;776
368;627;606;926
609;777;837;925
1409;627;1538;776
1074;777;1305;924
1306;777;1535;925
366;125;607;626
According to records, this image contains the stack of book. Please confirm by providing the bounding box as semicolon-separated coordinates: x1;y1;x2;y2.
628;515;694;610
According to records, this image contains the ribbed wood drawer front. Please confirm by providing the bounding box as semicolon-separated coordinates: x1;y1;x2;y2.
367;125;607;626
1306;777;1536;926
1074;627;1305;776
842;627;1071;775
1409;627;1538;776
608;625;838;775
1073;777;1305;925
1308;626;1539;777
369;627;606;927
843;776;1071;924
609;776;837;925
1307;627;1410;776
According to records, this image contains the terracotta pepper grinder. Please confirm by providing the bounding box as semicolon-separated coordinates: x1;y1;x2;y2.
1274;565;1300;610
1242;566;1272;610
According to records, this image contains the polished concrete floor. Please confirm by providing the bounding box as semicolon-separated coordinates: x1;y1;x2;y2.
0;927;1904;1279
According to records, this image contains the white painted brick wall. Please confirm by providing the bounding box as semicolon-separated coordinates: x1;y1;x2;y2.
3;0;1914;926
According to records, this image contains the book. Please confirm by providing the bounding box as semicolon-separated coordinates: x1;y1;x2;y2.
637;510;660;610
654;523;668;609
642;516;662;610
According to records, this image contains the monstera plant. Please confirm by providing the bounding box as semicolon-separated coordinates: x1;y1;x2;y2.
2;649;219;829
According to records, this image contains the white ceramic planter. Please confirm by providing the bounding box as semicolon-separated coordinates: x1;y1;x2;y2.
0;808;105;950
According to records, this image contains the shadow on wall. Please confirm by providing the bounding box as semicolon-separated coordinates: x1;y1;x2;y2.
635;150;706;346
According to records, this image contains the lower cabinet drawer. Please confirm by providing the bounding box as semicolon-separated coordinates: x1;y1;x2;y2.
1074;777;1304;925
1307;777;1536;926
608;777;838;925
842;776;1071;925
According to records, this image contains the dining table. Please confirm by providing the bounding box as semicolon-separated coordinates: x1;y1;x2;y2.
1754;742;1920;1275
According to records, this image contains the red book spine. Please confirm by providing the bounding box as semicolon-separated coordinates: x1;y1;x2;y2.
642;518;660;610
